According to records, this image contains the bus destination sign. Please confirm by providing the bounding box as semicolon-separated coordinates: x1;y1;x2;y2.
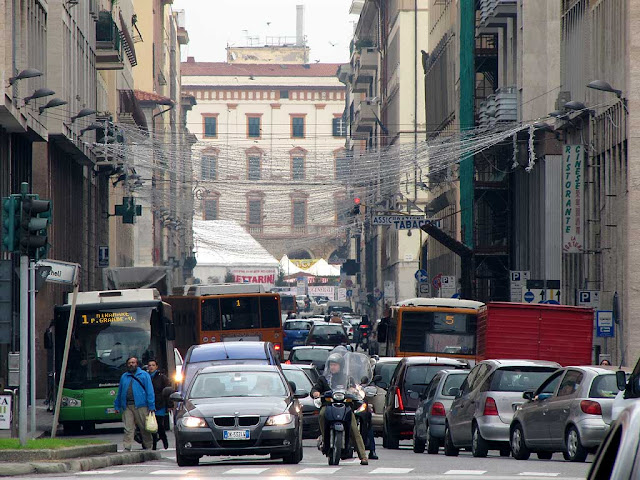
80;311;138;326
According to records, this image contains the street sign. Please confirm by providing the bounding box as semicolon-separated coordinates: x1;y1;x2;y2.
346;289;353;298
372;215;441;229
384;281;395;304
510;271;530;303
432;273;442;290
596;310;615;337
523;291;535;303
522;287;561;304
414;269;428;283
98;246;109;268
419;283;430;295
441;276;456;298
0;394;11;430
34;259;79;285
577;290;600;309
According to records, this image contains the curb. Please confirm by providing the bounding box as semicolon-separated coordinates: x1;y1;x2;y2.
0;450;162;477
0;444;117;462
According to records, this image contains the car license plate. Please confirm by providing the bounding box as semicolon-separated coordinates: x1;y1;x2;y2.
105;408;117;414
223;430;250;440
293;340;304;345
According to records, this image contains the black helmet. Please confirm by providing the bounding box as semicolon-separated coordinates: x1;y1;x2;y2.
327;353;344;368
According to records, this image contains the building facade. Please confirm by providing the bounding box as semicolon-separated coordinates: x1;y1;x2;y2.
181;56;349;264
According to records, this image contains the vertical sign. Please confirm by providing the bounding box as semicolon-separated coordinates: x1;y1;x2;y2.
0;394;11;429
440;276;457;298
563;145;584;252
510;271;530;303
596;310;615;338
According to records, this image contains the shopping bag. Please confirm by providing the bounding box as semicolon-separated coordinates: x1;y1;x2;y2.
146;411;158;433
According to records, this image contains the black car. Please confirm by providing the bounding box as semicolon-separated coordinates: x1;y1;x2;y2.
171;364;306;466
382;356;469;449
288;345;334;373
305;323;349;347
282;364;320;438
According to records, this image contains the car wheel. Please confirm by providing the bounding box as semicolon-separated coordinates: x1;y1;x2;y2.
565;426;588;462
176;449;199;467
412;427;426;453
283;440;303;464
510;424;531;461
384;419;399;449
471;423;489;458
537;452;553;460
443;424;459;457
426;425;440;455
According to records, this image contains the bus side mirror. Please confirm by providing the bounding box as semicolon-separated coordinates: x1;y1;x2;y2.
166;322;176;341
44;330;53;350
616;370;627;391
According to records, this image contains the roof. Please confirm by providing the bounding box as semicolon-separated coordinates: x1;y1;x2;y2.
134;89;174;106
199;364;281;374
484;359;562;368
401;356;469;366
396;298;485;309
189;341;268;362
291;345;334;351
181;61;342;78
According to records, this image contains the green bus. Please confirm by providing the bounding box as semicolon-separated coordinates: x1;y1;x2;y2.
48;289;176;434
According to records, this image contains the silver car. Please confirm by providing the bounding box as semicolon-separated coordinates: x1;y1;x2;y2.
367;357;402;435
445;359;560;457
413;369;469;454
510;366;624;462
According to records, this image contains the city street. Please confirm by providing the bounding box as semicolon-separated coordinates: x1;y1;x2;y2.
18;425;590;480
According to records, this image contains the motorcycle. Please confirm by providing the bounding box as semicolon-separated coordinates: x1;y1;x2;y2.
316;351;375;465
357;324;372;352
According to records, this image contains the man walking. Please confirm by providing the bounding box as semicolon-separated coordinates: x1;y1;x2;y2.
114;356;155;450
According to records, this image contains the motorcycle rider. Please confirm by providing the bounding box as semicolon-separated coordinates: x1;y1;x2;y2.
312;353;369;465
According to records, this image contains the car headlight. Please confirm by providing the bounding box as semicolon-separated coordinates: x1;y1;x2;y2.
181;416;207;428
355;402;367;414
333;392;345;401
174;371;184;383
266;413;293;426
61;396;81;407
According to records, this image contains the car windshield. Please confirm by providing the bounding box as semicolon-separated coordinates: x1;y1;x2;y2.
590;374;623;398
375;361;400;386
291;349;330;362
285;321;311;330
489;367;558;392
310;325;347;340
282;368;314;392
442;373;468;396
183;359;268;390
405;365;455;396
189;371;287;399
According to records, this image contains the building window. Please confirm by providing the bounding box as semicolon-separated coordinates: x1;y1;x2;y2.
335;156;351;180
203;199;218;220
248;199;262;225
248;155;261;180
292;157;305;180
332;117;346;137
201;154;217;180
247;115;261;138
203;116;217;138
280;89;289;99
291;116;305;138
292;200;306;229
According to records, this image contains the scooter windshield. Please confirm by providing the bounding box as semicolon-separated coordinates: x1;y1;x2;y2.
323;351;373;394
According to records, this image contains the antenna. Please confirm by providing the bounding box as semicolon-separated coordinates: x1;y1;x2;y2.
222;340;230;359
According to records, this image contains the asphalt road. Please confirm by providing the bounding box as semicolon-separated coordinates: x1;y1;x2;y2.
17;425;592;480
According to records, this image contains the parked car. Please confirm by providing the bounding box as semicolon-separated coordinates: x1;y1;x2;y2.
382;356;469;449
510;366;625;462
171;364;306;466
445;359;560;458
283;319;313;351
179;341;281;392
281;364;320;438
287;345;334;373
587;401;640;480
413;369;470;454
305;323;349;348
368;357;402;435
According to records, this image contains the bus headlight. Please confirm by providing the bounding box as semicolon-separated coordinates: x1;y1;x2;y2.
61;396;82;407
174;371;184;383
266;413;293;426
181;417;207;428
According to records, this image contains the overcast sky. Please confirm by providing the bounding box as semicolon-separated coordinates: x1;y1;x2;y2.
172;0;356;64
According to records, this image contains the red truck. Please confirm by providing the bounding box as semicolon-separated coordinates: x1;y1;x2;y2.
476;302;594;366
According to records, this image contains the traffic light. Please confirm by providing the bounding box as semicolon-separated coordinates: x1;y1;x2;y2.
2;196;20;253
351;197;361;215
19;193;51;259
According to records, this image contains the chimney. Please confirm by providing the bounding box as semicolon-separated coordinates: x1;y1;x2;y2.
187;56;195;63
296;5;304;46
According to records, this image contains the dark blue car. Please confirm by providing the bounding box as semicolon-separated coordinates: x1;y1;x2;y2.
283;319;312;351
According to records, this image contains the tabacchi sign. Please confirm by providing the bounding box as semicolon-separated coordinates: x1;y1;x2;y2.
563;145;584;253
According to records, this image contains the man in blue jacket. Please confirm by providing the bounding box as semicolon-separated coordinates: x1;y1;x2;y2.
114;356;155;450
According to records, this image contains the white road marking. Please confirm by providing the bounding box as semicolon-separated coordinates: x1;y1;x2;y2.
370;467;414;474
518;474;560;477
223;468;270;475
296;467;341;474
76;471;123;475
150;469;196;475
445;470;487;475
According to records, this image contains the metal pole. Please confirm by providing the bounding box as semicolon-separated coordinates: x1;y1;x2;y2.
50;279;79;438
29;261;36;438
18;255;28;446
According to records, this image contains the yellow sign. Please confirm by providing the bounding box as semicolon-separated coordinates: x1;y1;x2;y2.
290;259;321;270
80;311;138;325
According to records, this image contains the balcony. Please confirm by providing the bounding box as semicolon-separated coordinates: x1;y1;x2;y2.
353;101;376;135
477;0;517;29
352;59;374;93
359;47;378;71
349;0;365;15
477;86;517;128
96;11;124;70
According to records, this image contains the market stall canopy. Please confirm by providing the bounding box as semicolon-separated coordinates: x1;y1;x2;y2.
279;254;305;275
305;258;340;277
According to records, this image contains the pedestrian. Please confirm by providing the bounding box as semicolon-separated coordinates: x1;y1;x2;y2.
600;359;612;366
114;356;155;451
147;359;171;450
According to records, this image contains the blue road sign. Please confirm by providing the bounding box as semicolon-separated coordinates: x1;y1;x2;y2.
414;269;429;283
596;311;615;338
346;289;353;298
523;291;535;303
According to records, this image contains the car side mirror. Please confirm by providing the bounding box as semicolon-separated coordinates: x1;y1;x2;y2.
616;370;627;391
294;389;309;399
162;386;175;398
288;381;297;393
448;387;460;397
377;381;388;389
364;386;377;397
169;392;184;402
523;391;534;401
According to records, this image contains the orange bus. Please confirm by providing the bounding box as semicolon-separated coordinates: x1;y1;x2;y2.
378;297;484;361
164;284;284;362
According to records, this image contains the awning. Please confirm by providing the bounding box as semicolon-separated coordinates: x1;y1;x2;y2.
118;89;148;129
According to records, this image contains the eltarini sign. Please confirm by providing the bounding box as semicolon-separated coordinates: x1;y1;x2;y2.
229;268;277;286
563;145;584;253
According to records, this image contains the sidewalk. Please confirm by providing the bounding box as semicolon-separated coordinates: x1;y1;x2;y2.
0;403;52;439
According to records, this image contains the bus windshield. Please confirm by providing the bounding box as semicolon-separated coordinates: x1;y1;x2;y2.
399;311;476;355
55;306;163;389
201;295;280;331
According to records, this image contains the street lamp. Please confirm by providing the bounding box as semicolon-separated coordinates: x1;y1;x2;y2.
8;68;43;86
23;88;55;105
587;80;622;99
38;98;68;115
71;108;97;123
564;101;595;116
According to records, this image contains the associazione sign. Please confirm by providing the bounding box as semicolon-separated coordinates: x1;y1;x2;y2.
372;215;441;230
